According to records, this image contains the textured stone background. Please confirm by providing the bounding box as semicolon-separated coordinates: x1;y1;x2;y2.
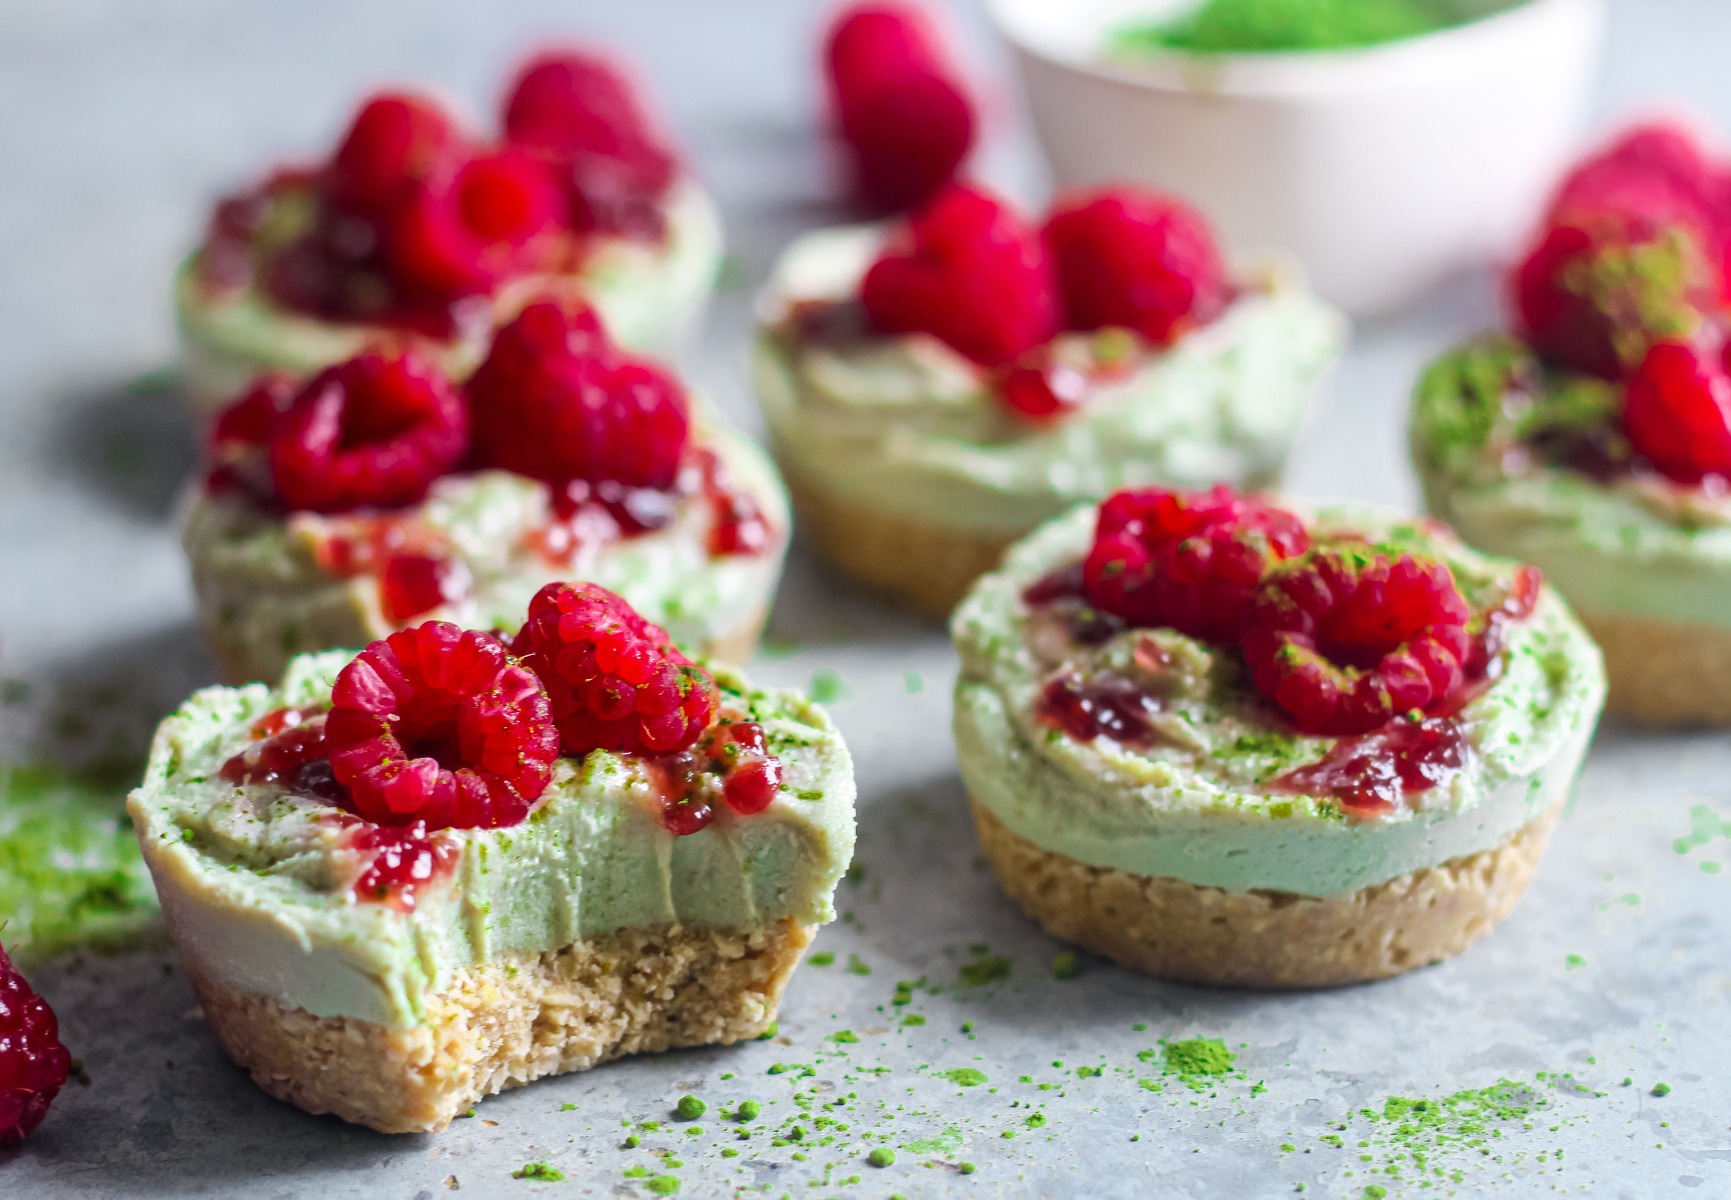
2;1;1730;1196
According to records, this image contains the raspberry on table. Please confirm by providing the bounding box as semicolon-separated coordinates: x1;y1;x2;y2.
0;940;71;1144
511;582;718;758
268;351;468;514
859;183;1060;368
1240;546;1473;736
1623;339;1731;484
466;300;690;494
502;49;677;238
325;621;560;830
1044;186;1229;346
823;3;977;212
1082;486;1310;644
1510;214;1719;380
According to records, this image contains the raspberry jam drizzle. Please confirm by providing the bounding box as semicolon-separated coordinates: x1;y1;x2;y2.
310;515;469;624
645;719;784;836
1022;564;1127;647
1038;672;1163;747
1270;718;1469;817
345;820;457;913
219;708;333;793
526;447;772;567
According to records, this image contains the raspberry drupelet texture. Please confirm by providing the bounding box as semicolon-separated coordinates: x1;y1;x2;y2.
512;582;719;757
0;941;71;1144
268;351;469;514
325;622;559;830
1240;547;1473;736
824;3;977;212
1044;186;1229;346
1082;486;1310;644
1511;214;1720;380
859;183;1061;368
1624;339;1731;483
204;371;297;498
466;300;690;494
502;49;678;238
326;92;470;219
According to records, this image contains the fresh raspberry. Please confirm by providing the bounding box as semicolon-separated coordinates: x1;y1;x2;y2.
379;150;561;299
511;582;718;757
715;721;782;815
501;49;677;237
204;372;296;498
859;184;1060;367
1511;214;1719;379
0;940;71;1144
1082;486;1310;644
326;91;468;218
824;3;976;212
325;622;559;830
270;351;468;514
466;300;690;492
1550;123;1729;280
1623;340;1731;484
1240;547;1473;736
1044;187;1229;345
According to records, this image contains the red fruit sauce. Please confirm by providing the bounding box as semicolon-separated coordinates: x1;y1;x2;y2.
1021;563;1127;647
311;515;467;625
219;710;331;789
1037;672;1162;748
644;719;784;836
346;820;457;912
1270;717;1469;817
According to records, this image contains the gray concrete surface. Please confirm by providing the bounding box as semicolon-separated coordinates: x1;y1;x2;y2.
2;1;1729;1196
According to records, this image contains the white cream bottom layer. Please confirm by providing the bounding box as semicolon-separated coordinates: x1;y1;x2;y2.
175;180;723;414
957;683;1594;898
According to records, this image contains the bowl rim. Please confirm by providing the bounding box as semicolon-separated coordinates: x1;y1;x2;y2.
987;0;1607;97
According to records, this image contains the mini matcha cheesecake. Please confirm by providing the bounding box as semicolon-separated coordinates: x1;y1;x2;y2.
951;488;1603;987
753;184;1344;618
187;303;787;685
130;591;855;1134
177;50;721;416
1412;124;1731;724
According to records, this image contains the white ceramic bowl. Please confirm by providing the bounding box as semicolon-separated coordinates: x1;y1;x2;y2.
990;0;1606;316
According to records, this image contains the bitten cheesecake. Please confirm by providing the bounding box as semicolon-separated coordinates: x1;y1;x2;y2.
1413;123;1731;725
186;301;786;685
753;182;1345;616
176;49;721;415
951;488;1604;987
130;588;855;1133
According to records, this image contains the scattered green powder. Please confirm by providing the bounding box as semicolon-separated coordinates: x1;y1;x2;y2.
1363;1187;1389;1200
735;1100;761;1121
831;1030;860;1044
1675;804;1731;856
1051;951;1081;980
905;1127;964;1155
846;953;872;976
1108;0;1492;56
867;1147;897;1167
0;761;160;959
1652;1082;1672;1097
1161;1038;1238;1089
958;953;1011;988
958;1161;977;1175
809;668;849;705
1565;953;1587;970
809;951;835;967
756;1021;778;1040
646;1175;681;1196
558;1103;576;1111
512;1161;564;1181
940;1068;989;1088
674;1094;705;1120
903;672;924;694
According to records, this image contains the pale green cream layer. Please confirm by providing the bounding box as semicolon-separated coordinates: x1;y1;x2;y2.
753;226;1347;535
174;180;723;413
951;505;1605;897
128;651;856;1029
1411;340;1731;630
182;421;789;684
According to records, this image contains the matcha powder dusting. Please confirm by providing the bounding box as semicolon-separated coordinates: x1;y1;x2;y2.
1162;1037;1237;1080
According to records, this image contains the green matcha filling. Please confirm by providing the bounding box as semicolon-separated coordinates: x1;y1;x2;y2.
0;761;159;960
1108;0;1524;56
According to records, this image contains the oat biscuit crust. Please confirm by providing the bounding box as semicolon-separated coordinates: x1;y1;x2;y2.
783;469;1016;619
970;797;1560;988
1575;608;1731;727
187;919;813;1133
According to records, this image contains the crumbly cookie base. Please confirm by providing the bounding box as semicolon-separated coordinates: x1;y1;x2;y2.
970;798;1560;988
1576;608;1731;727
782;470;1018;619
186;919;813;1134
